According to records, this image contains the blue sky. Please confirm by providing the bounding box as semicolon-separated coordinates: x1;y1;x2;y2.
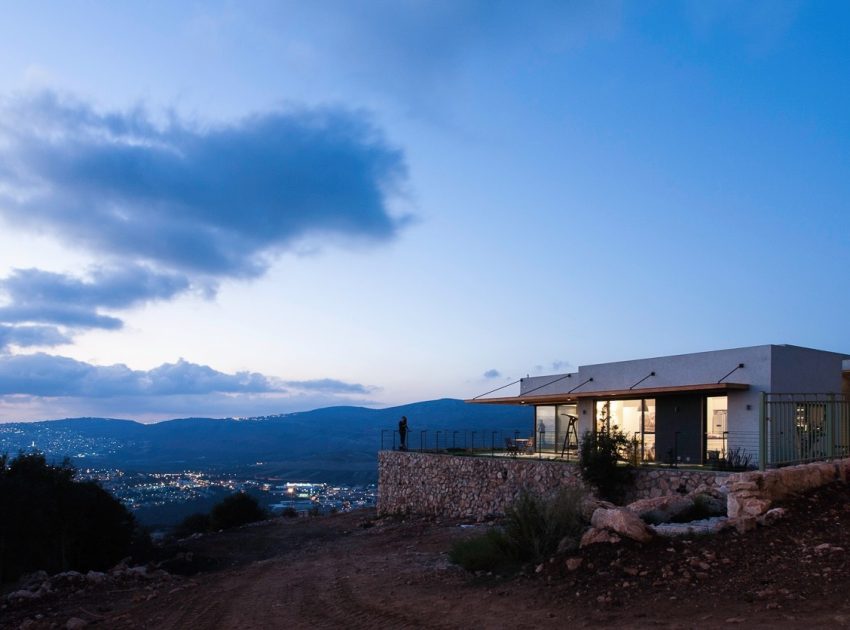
0;1;848;421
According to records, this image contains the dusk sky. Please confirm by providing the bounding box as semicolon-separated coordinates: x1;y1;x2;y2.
0;1;848;421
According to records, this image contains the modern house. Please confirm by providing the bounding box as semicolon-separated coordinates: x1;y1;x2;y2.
469;344;850;468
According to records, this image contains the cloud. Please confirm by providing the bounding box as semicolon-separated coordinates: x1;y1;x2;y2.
0;353;378;421
483;369;501;379
283;378;374;395
0;354;282;398
0;265;192;333
0;91;409;279
0;325;71;352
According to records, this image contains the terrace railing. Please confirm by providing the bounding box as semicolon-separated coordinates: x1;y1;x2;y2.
761;393;850;469
379;428;580;461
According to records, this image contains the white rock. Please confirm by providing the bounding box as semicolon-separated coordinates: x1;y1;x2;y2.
591;508;653;543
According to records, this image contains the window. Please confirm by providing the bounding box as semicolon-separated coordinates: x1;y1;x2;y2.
706;396;728;460
557;404;579;452
594;398;655;462
535;406;556;450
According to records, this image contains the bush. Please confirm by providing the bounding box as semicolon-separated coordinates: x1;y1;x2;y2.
449;486;588;573
209;492;266;530
503;486;587;560
579;429;634;503
449;529;513;573
712;447;755;471
0;452;144;583
280;506;298;518
174;512;212;538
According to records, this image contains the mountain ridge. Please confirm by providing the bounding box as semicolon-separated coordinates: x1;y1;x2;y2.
0;398;533;476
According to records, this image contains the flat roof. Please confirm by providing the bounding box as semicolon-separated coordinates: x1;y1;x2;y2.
466;382;749;405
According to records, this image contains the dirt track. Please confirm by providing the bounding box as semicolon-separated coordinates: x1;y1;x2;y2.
6;483;850;629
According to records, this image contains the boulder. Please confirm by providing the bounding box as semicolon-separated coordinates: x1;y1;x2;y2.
591;507;653;543
85;571;107;584
729;516;758;533
650;517;729;538
579;527;622;548
757;507;787;527
565;557;583;571
627;495;695;524
727;493;771;519
580;497;617;522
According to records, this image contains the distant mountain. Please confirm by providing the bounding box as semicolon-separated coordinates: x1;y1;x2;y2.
0;399;532;480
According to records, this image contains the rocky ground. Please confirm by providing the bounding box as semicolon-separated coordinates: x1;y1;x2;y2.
3;482;850;629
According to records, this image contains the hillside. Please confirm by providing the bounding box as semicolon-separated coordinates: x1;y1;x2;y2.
0;399;532;477
4;482;850;629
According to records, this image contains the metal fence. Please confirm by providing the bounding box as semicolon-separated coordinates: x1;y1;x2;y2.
761;393;850;469
379;428;578;460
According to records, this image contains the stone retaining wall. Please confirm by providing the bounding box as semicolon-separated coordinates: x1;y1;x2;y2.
725;457;850;519
628;467;726;503
378;451;728;519
377;451;584;519
379;452;850;521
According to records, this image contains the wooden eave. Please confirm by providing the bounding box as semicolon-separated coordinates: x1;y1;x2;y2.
465;382;750;405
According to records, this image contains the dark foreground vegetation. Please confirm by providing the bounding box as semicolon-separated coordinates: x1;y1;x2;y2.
0;453;149;583
174;492;267;538
450;486;588;573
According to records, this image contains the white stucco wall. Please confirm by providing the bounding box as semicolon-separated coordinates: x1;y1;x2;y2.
519;345;849;464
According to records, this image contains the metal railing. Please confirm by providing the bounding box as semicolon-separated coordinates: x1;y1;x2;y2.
761;393;850;469
379;428;579;460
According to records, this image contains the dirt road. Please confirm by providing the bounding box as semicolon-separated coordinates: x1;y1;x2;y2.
6;484;850;629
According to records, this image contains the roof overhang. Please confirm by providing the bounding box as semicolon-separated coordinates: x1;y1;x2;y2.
465;382;750;405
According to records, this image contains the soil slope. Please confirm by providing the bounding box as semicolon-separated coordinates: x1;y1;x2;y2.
4;483;850;629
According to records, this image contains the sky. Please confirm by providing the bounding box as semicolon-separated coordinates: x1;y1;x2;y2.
0;0;848;421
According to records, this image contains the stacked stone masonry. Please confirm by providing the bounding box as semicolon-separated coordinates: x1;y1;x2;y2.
378;451;727;519
378;452;850;521
725;457;850;519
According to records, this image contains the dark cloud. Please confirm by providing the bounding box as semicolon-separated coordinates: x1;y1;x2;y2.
0;265;194;348
0;91;409;279
0;356;374;407
0;325;71;351
0;354;281;398
283;378;373;395
483;369;501;379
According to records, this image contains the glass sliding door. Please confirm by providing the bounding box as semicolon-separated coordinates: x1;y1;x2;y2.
557;404;579;453
594;398;656;462
706;396;728;462
535;406;557;451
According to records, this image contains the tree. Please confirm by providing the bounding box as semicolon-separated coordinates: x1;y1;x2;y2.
579;428;634;503
0;452;143;583
209;492;266;531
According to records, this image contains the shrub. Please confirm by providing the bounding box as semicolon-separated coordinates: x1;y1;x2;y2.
449;529;513;573
713;447;755;471
450;486;588;573
503;486;587;561
174;512;212;538
579;429;634;503
0;452;143;583
280;506;298;518
209;492;266;530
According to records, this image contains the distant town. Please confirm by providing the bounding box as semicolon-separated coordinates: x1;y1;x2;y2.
76;468;376;515
0;421;377;529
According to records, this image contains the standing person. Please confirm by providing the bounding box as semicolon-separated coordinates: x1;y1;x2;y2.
398;416;408;451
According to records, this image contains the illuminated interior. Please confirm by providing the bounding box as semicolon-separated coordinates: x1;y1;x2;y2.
594;398;656;462
705;395;728;459
534;403;579;452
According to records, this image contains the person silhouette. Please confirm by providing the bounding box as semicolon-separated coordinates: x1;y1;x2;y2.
398;416;409;451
